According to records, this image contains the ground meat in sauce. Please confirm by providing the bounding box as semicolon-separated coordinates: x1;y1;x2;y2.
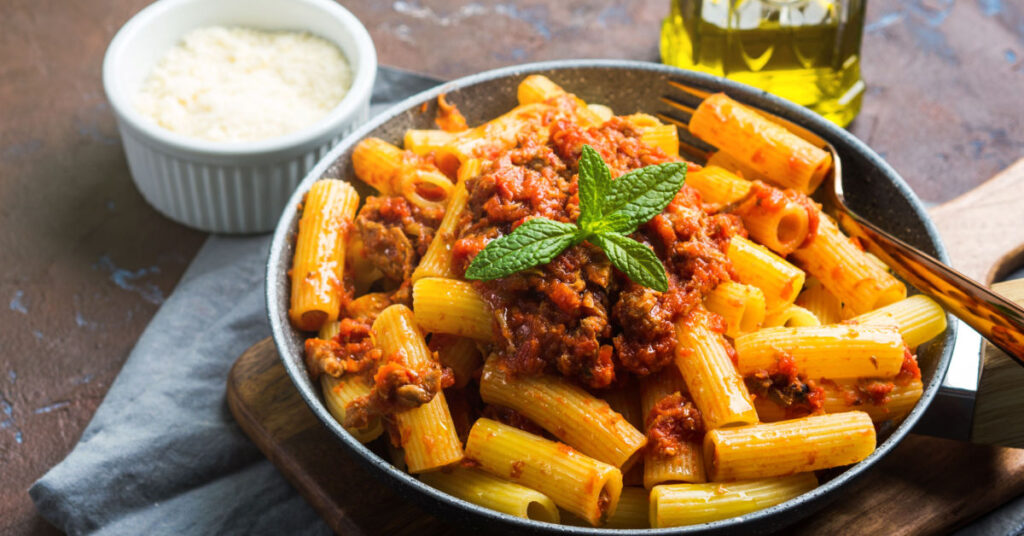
645;392;704;457
745;351;824;414
452;111;737;387
344;352;455;429
356;196;441;303
827;349;921;409
303;318;381;381
896;345;922;385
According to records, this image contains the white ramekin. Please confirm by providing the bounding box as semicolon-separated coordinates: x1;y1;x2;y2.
102;0;376;234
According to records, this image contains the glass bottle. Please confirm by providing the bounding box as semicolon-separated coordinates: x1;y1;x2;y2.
661;0;866;127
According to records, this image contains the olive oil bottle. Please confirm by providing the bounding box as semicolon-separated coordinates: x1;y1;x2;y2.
661;0;866;126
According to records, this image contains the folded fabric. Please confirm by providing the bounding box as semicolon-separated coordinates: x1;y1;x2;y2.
30;66;441;536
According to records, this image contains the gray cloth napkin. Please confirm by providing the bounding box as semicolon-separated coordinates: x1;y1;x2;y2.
30;67;441;536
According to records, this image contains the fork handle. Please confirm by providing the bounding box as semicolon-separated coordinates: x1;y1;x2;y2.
837;210;1024;365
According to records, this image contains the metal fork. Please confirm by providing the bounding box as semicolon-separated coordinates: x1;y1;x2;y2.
659;80;1024;366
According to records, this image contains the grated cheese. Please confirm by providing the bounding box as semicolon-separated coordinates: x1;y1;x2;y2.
135;26;352;142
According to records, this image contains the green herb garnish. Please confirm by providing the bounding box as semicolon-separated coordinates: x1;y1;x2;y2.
464;145;686;292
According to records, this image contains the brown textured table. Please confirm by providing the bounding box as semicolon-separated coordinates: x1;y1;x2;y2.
1;1;1022;534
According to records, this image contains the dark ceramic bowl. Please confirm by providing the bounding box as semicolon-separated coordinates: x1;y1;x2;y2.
267;60;955;534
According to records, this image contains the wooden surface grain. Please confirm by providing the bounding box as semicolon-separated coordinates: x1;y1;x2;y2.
1;0;1022;534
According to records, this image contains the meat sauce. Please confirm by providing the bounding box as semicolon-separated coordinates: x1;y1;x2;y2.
345;352;455;430
304;317;381;381
645;391;704;456
745;351;825;416
355;195;441;304
452;106;739;388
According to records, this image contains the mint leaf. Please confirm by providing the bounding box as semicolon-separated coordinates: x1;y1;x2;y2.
602;162;687;234
465;218;581;281
463;147;678;292
577;145;612;229
591;232;669;292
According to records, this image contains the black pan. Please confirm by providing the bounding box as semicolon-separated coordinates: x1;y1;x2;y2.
266;60;956;534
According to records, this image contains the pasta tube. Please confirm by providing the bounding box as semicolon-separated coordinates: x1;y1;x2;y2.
734;186;817;256
727;236;805;312
850;295;947;349
289;179;359;332
412;277;496;341
791;216;906;315
684;165;752;206
465;418;623;526
821;378;923;422
796;277;848;324
706;150;772;183
650;473;817;527
640;367;705;488
689;93;831;194
412;159;481;282
517;74;567;104
703;412;875;481
674;308;758;430
480;357;647;469
734;325;905;378
624;114;679;156
419;467;560;523
321;375;383;444
372;305;463;473
404;129;457;156
602;381;644;430
703;281;766;337
755;378;923;423
763;304;821;328
351;137;403;195
431;335;481;389
351;137;454;212
604;487;650;529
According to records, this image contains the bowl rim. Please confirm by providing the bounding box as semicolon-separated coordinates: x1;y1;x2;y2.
267;59;956;534
101;0;376;157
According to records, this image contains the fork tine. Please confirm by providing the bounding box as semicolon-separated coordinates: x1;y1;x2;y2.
660;95;697;115
676;138;712;162
667;80;713;100
655;113;688;129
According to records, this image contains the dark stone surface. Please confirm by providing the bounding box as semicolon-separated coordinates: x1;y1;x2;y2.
1;0;1021;534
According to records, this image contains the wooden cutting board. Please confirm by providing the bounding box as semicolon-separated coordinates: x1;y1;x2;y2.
226;159;1024;534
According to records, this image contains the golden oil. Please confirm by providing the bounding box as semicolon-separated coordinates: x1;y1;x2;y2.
661;0;866;126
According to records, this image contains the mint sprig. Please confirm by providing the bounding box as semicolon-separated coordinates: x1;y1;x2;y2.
464;145;686;292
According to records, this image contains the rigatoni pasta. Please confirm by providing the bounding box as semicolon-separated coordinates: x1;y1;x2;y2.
727;236;805;312
703;412;875;481
791;216;906;315
288;74;949;529
734;324;905;378
419;467;560;523
689;93;831;194
650;473;818;527
703;281;766;337
674;308;759;430
412;277;495;341
289;179;359;332
641;367;705;488
372;305;463;473
465;418;623;526
480;357;647;469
